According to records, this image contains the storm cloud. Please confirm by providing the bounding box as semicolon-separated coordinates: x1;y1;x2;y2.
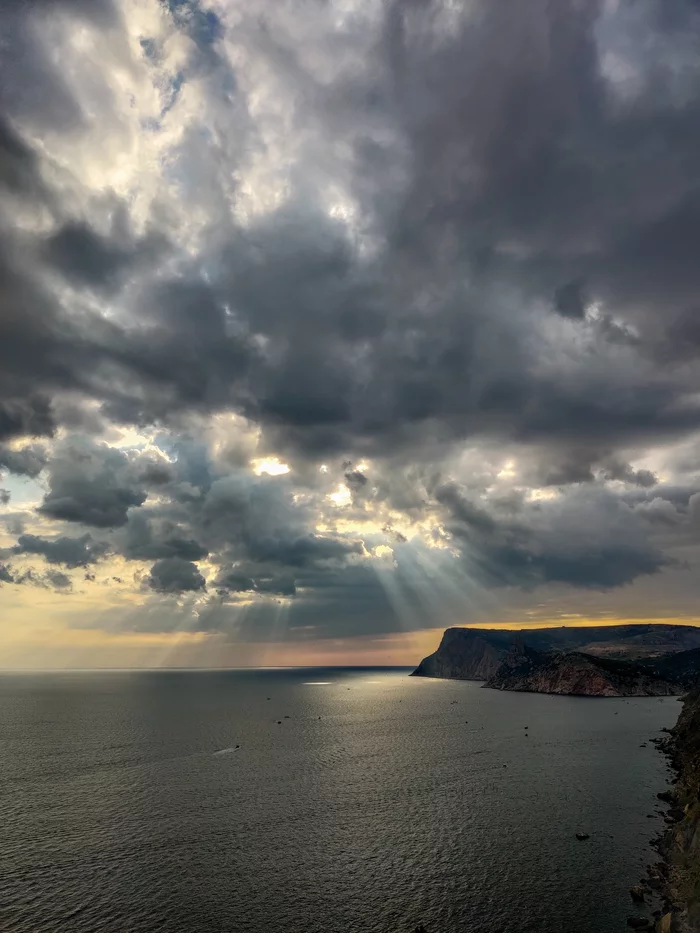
13;533;110;568
147;557;206;595
2;0;700;651
37;439;149;528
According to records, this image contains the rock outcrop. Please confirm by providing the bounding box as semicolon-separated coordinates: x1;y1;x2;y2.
484;643;681;697
411;628;511;680
648;690;700;932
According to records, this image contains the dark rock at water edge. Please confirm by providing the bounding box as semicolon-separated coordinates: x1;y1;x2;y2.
627;917;651;929
646;689;700;932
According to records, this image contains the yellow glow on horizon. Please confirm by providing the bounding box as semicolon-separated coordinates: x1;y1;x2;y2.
4;611;700;671
0;625;448;671
462;617;700;630
17;627;212;648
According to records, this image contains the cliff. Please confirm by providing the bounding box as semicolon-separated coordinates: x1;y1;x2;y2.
411;628;511;680
646;690;700;932
484;644;681;697
411;624;700;683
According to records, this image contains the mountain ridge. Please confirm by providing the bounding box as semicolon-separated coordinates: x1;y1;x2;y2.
411;624;700;684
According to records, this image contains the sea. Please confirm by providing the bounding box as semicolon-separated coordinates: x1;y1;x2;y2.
0;668;678;933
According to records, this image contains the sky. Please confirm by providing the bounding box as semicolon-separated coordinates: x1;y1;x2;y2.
3;0;700;669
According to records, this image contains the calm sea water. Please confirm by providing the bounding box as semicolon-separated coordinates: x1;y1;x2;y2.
0;668;677;933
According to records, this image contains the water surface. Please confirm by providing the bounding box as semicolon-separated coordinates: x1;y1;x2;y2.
0;668;676;932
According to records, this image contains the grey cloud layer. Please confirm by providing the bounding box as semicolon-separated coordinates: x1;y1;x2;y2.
2;0;700;634
12;532;110;568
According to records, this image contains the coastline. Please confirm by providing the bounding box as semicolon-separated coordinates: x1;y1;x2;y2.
646;691;700;932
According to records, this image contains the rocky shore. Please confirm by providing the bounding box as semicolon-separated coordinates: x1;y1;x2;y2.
643;691;700;932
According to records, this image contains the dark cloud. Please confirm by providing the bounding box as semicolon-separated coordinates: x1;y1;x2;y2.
437;482;670;590
344;469;368;491
535;450;658;488
601;458;658;488
122;512;208;562
42;221;165;292
50;398;106;435
435;483;497;535
0;443;48;477
633;497;684;527
13;533;110;568
147;557;206;594
540;454;596;487
38;438;147;528
2;0;700;461
0;115;44;198
215;567;297;598
44;569;72;590
254;534;363;568
137;460;174;486
2;5;700;463
0;247;111;442
0;563;13;583
554;280;587;320
0;489;9;504
199;473;364;567
13;567;73;590
0;396;54;442
3;0;700;643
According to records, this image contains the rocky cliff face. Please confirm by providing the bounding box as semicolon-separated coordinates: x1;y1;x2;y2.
649;691;700;932
412;624;700;684
410;628;510;680
484;644;681;697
